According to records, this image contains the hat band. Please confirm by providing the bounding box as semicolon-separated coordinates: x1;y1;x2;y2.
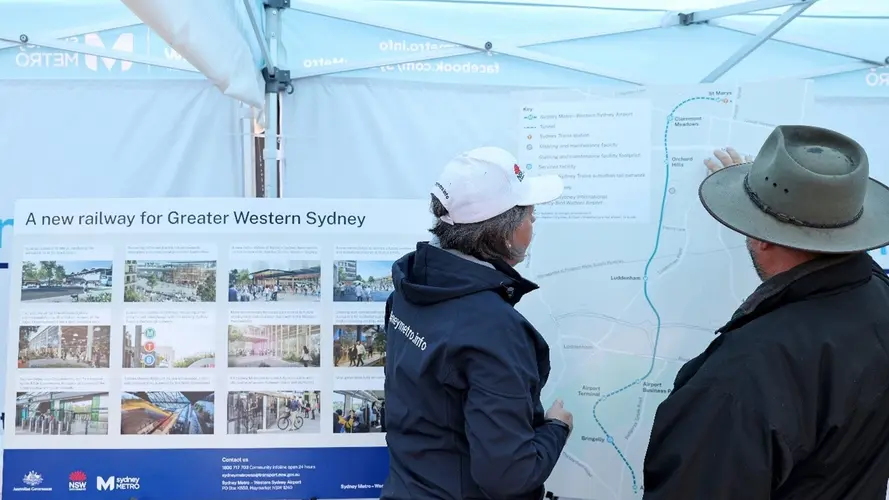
742;173;863;229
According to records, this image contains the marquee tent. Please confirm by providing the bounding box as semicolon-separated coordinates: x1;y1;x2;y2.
1;0;888;497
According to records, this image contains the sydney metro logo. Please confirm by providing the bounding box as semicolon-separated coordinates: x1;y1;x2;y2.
82;33;134;72
69;471;87;491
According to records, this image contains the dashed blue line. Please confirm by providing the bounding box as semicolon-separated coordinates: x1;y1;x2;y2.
591;96;724;494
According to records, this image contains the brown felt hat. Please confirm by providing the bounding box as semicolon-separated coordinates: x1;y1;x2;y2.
699;125;889;253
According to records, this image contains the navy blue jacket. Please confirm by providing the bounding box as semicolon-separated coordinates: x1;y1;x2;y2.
380;242;568;500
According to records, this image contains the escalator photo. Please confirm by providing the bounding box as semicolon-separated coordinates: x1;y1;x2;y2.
120;391;215;435
15;391;110;435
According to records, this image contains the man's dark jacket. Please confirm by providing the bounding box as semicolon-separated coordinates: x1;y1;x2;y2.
380;242;569;500
643;253;889;499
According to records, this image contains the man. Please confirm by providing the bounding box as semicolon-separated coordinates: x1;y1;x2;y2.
643;125;889;499
381;147;573;499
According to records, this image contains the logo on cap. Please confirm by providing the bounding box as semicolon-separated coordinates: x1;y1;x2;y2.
513;164;525;182
434;182;450;199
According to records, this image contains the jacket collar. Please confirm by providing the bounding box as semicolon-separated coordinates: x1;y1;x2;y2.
486;258;539;305
428;237;494;269
718;252;877;334
425;238;538;305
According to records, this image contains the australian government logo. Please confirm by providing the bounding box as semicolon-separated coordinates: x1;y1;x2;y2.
13;471;53;492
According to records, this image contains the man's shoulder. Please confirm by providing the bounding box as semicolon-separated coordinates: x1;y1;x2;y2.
688;302;855;403
681;323;793;401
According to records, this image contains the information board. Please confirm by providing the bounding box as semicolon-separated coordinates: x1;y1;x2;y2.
3;197;429;499
514;83;886;498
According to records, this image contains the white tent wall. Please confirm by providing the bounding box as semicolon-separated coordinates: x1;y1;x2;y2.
0;78;246;486
281;78;889;200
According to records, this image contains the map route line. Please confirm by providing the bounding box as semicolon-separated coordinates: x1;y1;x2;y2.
591;96;726;494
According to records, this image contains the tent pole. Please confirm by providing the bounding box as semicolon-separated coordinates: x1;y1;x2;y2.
712;21;887;65
243;0;275;76
262;4;283;198
0;32;197;71
0;19;143;52
699;1;817;83
241;105;257;197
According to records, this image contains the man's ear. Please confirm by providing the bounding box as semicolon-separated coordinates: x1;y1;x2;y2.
752;238;772;252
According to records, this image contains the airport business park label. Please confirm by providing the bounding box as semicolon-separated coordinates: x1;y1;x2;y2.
13;197;430;235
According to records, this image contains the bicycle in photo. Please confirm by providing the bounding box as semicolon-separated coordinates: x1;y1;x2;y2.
240;415;258;434
277;410;304;431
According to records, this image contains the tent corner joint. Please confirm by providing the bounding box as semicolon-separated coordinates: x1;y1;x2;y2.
264;0;290;9
263;67;292;94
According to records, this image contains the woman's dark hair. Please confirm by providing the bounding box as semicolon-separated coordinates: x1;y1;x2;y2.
429;195;531;261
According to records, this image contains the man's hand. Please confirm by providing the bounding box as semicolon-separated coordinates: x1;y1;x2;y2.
704;147;754;175
546;399;573;434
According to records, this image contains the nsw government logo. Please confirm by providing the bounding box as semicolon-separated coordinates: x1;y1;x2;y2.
12;471;52;492
69;470;88;491
97;475;141;491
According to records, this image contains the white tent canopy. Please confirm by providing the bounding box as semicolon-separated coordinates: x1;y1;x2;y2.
4;0;887;102
278;0;888;95
3;0;887;195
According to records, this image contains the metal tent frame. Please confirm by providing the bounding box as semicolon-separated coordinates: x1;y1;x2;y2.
254;0;886;196
281;0;883;86
3;0;886;197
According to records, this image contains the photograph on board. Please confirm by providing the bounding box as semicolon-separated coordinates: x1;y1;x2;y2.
227;325;321;368
332;260;395;302
124;260;217;303
18;325;111;368
15;391;110;436
333;324;386;367
228;260;321;302
120;391;215;435
227;391;321;434
20;260;113;303
122;324;216;368
333;390;385;434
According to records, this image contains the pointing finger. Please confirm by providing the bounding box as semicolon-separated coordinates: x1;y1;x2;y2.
725;147;743;165
704;158;721;174
714;149;734;167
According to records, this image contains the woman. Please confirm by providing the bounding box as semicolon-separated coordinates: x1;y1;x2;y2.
381;147;574;500
300;345;312;367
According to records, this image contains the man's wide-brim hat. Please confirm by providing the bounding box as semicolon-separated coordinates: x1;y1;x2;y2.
699;125;889;254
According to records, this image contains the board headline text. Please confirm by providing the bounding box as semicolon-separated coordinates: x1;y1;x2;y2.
23;210;368;228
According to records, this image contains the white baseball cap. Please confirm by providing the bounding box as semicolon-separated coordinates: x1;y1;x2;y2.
431;147;564;224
